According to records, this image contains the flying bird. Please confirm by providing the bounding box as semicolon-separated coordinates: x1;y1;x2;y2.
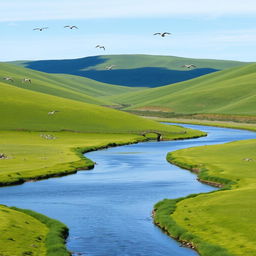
181;64;197;69
96;45;105;50
22;78;32;83
33;27;48;31
64;25;78;29
3;77;14;82
154;32;172;37
106;65;116;70
48;110;60;115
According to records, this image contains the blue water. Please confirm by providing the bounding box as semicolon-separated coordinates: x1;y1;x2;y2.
0;123;255;256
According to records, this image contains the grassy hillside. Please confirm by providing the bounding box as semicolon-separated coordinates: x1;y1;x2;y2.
0;62;138;106
11;55;248;87
0;77;205;135
154;139;256;256
109;63;256;116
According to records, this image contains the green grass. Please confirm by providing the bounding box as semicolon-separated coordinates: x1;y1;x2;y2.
0;62;138;106
0;204;70;256
155;139;256;256
0;128;204;185
0;78;199;134
148;117;256;132
12;207;70;256
108;63;256;116
0;204;48;256
0;131;144;185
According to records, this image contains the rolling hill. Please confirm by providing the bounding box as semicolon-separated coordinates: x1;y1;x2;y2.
11;55;248;87
107;63;256;116
0;79;193;134
0;62;139;106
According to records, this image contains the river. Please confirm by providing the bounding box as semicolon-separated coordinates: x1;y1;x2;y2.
0;123;255;256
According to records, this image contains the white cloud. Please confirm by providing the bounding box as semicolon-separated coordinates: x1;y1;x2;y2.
1;0;256;22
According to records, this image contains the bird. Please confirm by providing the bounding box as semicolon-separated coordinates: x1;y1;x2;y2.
181;64;197;69
22;78;32;83
3;77;14;82
106;65;116;70
48;110;60;115
96;45;105;50
153;32;172;37
64;25;78;29
33;27;48;31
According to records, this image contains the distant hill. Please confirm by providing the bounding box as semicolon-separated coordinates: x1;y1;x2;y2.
106;63;256;116
11;55;248;88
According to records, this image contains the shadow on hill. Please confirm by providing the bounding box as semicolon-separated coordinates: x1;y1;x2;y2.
24;57;219;87
76;68;218;87
24;56;106;74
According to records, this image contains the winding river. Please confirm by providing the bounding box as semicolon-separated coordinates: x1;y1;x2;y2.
1;123;256;256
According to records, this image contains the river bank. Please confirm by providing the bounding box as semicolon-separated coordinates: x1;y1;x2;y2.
0;127;205;255
1;124;254;255
146;116;256;132
154;138;256;256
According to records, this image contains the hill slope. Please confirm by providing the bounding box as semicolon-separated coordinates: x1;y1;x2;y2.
0;63;138;106
11;55;248;87
108;63;256;116
0;80;192;134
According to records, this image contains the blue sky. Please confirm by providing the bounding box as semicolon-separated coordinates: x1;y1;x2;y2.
1;0;256;61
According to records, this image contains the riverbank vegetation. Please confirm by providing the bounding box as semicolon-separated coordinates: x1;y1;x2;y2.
147;117;256;132
0;128;204;186
0;204;70;256
154;139;256;256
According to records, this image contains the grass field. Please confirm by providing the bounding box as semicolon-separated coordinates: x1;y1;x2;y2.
0;205;70;256
107;63;256;116
154;139;256;256
0;132;144;185
0;79;195;134
0;62;138;106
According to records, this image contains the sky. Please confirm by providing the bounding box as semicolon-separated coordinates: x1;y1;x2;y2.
1;0;256;61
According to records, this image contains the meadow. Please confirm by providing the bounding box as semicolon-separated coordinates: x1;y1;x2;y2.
107;63;256;116
0;204;70;256
154;139;256;256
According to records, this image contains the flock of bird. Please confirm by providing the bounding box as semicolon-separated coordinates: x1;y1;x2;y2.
3;77;32;83
1;26;197;121
30;26;197;69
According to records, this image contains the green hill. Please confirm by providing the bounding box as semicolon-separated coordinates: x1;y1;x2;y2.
11;55;248;87
108;63;256;116
0;79;194;134
0;62;138;106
